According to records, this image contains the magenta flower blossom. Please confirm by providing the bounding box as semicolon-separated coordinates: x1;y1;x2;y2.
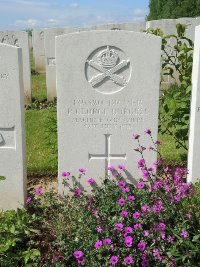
107;165;115;171
103;238;111;245
115;223;123;230
155;222;166;231
120;210;128;217
97;226;103;233
77;257;86;265
127;195;135;201
141;204;150;213
79;167;86;173
125;227;133;234
167;235;175;244
74;188;81;197
118;181;126;188
180;230;189;239
133;133;140;139
73;250;83;259
87;178;95;184
117;198;125;205
26;197;32;204
144;129;151;135
137;181;145;189
144;230;149;236
94;240;103;249
62;171;70;177
125;236;133;247
118;164;126;170
35;187;43;196
185;213;192;219
124;256;134;265
110;256;118;266
134;223;142;229
122;187;130;193
138;159;145;168
142;170;149;179
132;211;141;219
138;241;146;251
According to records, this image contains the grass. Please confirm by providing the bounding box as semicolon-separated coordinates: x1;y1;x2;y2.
27;49;187;176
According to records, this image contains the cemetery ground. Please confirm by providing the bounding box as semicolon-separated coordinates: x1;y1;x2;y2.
1;47;200;266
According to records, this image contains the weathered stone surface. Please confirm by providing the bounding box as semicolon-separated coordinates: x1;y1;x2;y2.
44;23;146;102
188;25;200;183
33;29;46;73
0;30;32;105
56;30;161;194
0;44;27;210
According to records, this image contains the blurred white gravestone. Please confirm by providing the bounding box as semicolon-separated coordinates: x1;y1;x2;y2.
188;25;200;183
0;44;27;210
56;30;161;194
44;23;146;102
0;30;32;105
33;29;46;73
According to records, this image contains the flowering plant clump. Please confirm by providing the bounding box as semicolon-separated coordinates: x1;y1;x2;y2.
26;130;200;266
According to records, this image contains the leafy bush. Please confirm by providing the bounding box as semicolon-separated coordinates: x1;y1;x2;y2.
26;131;200;266
148;24;193;151
0;209;40;266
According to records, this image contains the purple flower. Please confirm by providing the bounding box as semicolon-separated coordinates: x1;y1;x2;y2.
134;223;142;229
124;256;134;265
115;223;123;230
122;187;130;193
62;171;70;177
125;227;133;234
35;187;43;196
97;226;103;233
26;197;32;204
73;250;83;259
144;129;151;135
142;170;149;179
133;133;140;139
110;256;118;266
127;195;135;201
132;211;141;219
94;240;103;249
141;204;150;213
180;230;189;239
155;222;166;231
118;198;125;205
87;178;95;184
144;230;149;236
185;213;192;219
103;238;111;245
107;165;115;171
137;182;145;189
138;241;146;251
120;210;128;217
79;167;86;173
138;159;145;168
74;188;81;197
118;164;126;170
124;236;133;247
77;257;86;265
118;181;126;188
167;235;175;244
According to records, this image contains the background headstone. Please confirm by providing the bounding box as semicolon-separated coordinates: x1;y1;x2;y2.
0;43;27;210
188;25;200;183
33;29;46;74
56;30;161;194
0;30;32;105
89;22;146;31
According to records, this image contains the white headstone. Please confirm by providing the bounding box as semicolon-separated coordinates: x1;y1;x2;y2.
33;29;46;74
188;25;200;183
0;31;32;105
0;43;27;210
90;22;146;31
56;30;161;194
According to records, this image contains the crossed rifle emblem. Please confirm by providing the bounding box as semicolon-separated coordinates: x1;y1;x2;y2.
87;58;130;87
